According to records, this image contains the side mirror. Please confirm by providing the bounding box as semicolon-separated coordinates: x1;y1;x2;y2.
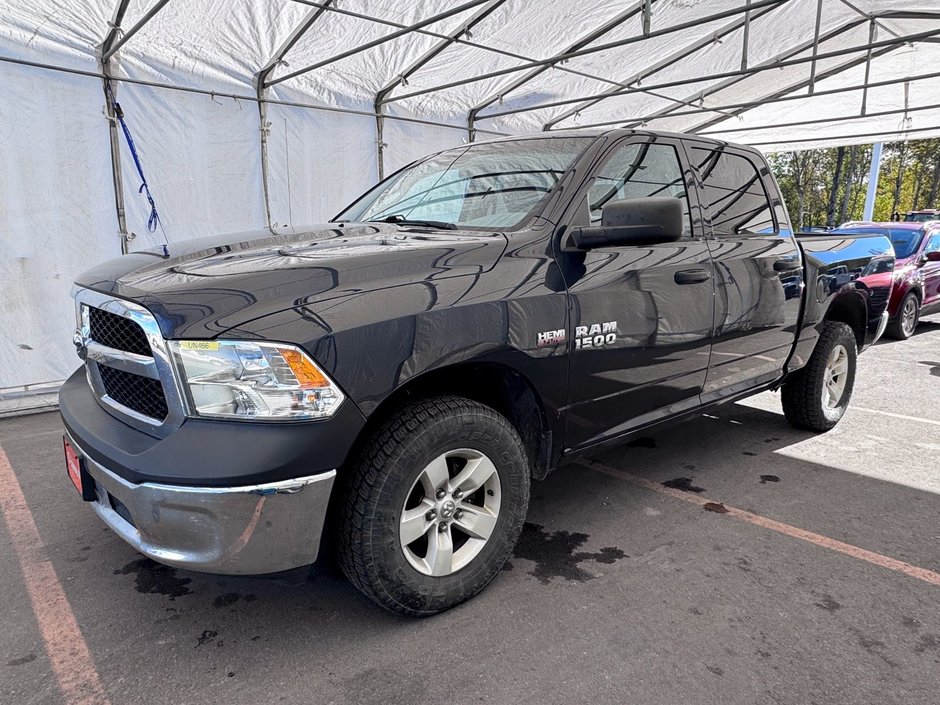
925;251;940;262
569;197;684;250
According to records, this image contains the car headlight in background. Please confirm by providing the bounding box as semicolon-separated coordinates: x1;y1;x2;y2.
169;340;344;420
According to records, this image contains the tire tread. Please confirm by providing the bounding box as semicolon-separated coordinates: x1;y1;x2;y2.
338;395;527;616
781;321;857;432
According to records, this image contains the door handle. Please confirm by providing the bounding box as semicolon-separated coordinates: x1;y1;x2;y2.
773;259;800;272
674;269;711;285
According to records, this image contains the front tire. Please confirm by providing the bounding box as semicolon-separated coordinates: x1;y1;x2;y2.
781;321;857;432
886;291;920;340
339;396;530;616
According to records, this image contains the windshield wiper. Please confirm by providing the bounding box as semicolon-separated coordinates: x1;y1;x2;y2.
367;214;458;230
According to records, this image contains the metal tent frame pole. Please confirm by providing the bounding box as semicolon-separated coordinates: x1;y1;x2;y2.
683;27;904;134
514;26;940;133
465;0;652;141
863;142;883;221
547;68;940;133
101;0;170;64
542;0;787;131
381;0;784;105
373;0;507;177
97;0;170;254
482;19;934;123
255;1;335;234
268;0;493;88
697;100;940;137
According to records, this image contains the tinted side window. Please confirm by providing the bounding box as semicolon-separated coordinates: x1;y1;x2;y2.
588;142;692;236
692;148;775;236
925;234;940;253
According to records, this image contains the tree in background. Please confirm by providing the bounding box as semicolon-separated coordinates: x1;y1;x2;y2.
768;138;940;227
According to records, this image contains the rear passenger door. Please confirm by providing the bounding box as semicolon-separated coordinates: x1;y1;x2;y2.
559;135;716;449
688;144;803;400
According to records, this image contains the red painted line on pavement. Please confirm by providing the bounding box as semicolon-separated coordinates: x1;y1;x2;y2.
587;461;940;588
0;443;111;705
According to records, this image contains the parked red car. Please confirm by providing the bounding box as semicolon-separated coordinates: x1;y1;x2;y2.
832;221;940;339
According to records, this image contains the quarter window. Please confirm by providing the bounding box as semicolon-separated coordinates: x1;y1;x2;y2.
692;148;775;236
587;141;692;236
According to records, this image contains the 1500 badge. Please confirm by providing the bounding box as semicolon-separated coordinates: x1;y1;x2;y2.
575;321;618;350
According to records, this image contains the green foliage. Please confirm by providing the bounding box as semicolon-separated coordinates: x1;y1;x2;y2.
768;138;940;228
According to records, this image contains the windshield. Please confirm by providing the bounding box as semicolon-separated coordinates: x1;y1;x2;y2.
834;227;924;259
335;137;593;230
904;213;939;223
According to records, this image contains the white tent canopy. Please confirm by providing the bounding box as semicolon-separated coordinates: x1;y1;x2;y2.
2;0;940;408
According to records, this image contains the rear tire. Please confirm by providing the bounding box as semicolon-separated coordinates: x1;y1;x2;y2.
339;396;529;616
781;321;857;432
886;291;920;340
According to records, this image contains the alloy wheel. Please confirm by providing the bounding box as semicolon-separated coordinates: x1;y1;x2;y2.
901;297;918;336
399;449;501;577
821;344;849;410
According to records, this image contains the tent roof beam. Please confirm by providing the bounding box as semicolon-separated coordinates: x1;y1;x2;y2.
686;33;906;133
99;0;132;61
257;0;334;90
383;0;785;104
375;0;506;106
698;101;940;137
270;0;492;87
752;123;939;149
553;68;940;133
542;0;786;131
286;0;683;103
100;0;171;64
483;22;940;123
466;0;651;126
837;0;901;39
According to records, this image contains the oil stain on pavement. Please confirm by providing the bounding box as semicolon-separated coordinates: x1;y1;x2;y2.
662;477;705;493
513;523;626;584
114;557;192;600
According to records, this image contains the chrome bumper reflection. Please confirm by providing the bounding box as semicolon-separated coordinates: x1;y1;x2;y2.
66;432;335;575
873;310;890;345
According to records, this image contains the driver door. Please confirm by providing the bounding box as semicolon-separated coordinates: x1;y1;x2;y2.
558;136;715;450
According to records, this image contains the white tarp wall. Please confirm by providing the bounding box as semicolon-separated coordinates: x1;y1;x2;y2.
3;0;940;409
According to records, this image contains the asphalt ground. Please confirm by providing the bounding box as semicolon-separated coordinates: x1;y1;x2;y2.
1;317;938;705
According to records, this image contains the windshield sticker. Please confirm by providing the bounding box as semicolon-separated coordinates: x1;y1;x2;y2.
575;322;617;350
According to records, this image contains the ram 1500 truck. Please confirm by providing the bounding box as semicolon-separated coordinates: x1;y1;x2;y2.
60;130;894;616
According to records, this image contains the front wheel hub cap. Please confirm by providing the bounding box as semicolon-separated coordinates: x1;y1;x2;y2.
398;448;502;577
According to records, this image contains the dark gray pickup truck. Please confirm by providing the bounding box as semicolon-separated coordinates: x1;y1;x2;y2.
60;130;894;615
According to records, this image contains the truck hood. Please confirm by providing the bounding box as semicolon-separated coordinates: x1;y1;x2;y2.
75;224;507;339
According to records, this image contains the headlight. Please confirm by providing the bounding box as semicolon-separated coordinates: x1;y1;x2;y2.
169;340;344;420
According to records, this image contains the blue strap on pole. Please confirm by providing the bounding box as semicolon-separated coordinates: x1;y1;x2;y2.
106;81;167;254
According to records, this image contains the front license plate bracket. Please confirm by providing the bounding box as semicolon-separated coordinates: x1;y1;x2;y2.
64;437;97;502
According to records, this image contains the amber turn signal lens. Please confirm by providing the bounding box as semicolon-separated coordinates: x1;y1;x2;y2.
278;347;330;389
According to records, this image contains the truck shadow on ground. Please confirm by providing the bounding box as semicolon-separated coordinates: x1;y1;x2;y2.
96;401;939;640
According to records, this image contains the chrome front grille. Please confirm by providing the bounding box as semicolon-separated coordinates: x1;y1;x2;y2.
89;307;153;357
98;365;169;421
73;287;186;438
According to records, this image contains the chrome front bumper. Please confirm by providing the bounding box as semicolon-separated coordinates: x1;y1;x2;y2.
66;432;336;575
873;309;890;345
